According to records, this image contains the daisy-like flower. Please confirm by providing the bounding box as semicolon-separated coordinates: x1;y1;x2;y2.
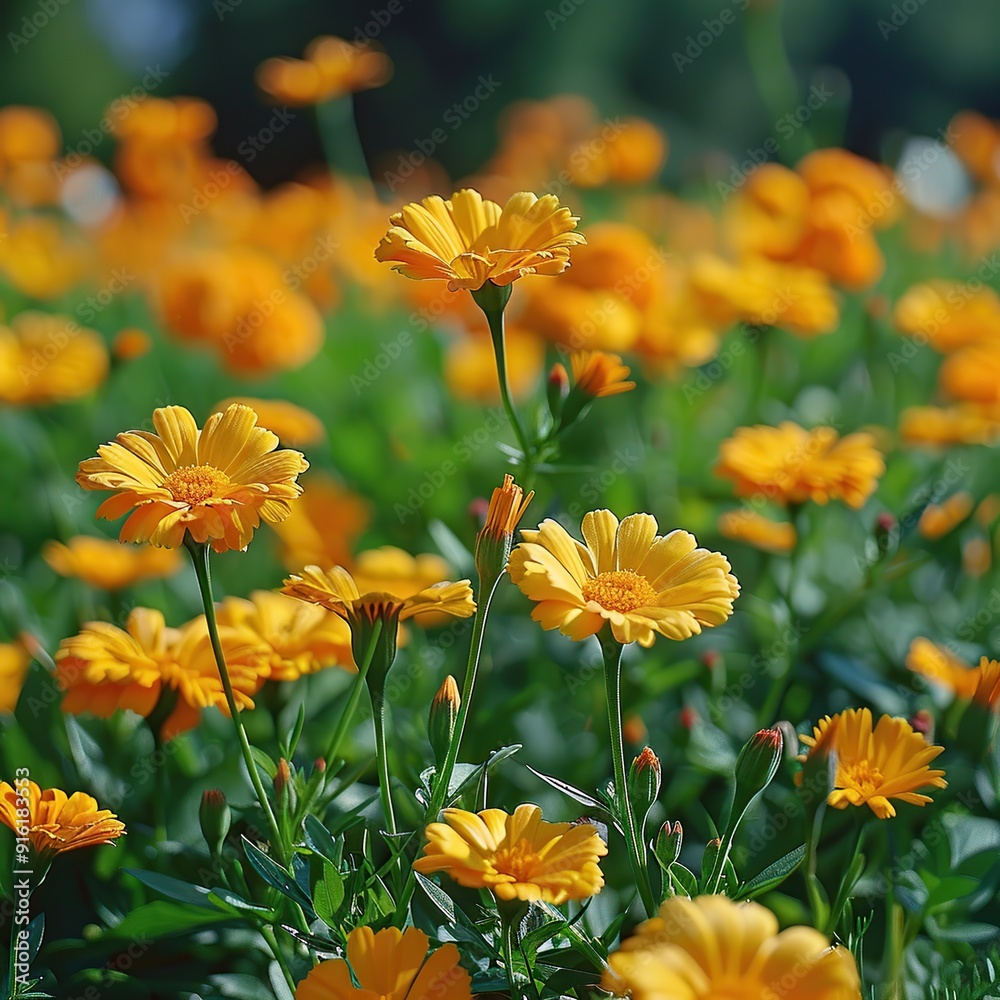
508;510;739;647
798;707;947;819
564;350;636;398
213;397;325;448
0;781;125;860
0;642;30;713
216;590;353;682
603;895;861;1000
715;421;885;509
43;535;182;591
55;607;266;740
414;803;607;905
295;926;471;1000
75;404;309;553
375;188;586;291
973;658;1000;709
905;637;978;699
717;509;797;554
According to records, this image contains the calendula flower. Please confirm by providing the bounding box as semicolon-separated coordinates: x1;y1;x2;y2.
918;492;974;539
603;895;861;1000
973;659;1000;710
0;311;108;405
567;350;636;397
75;404;309;553
216;590;353;681
508;510;739;647
893;281;1000;352
906;638;978;699
43;536;182;591
899;404;1000;447
56;607;266;740
0;642;30;713
213;397;325;448
375;188;586;291
0;218;87;299
475;474;534;582
716;422;885;509
941;344;1000;404
414;803;607;905
0;781;125;860
717;510;797;554
798;707;947;819
295;926;471;1000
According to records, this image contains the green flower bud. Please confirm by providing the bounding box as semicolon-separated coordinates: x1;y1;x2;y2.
653;820;683;871
199;788;231;858
428;675;460;766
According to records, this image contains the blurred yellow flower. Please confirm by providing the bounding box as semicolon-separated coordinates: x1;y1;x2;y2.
799;707;946;819
56;607;265;740
0;642;30;713
604;895;861;1000
906;638;978;698
414;804;607;905
509;510;739;647
963;537;992;577
568;117;666;187
0;217;88;298
0;781;125;860
567;349;636;397
940;344;1000;404
893;281;1000;352
716;422;885;509
717;510;797;554
294;926;470;1000
76;404;309;553
213;397;324;448
375;188;586;291
973;658;1000;710
917;492;974;539
0;311;108;405
899;404;1000;447
43;536;182;591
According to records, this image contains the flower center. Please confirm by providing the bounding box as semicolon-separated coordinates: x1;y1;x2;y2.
493;843;541;883
841;759;884;797
163;464;231;505
581;570;659;614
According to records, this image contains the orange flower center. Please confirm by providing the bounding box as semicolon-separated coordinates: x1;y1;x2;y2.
493;841;541;883
841;759;884;797
163;464;231;505
581;570;658;614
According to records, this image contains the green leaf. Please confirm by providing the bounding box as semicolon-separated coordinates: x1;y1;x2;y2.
107;901;229;938
735;846;806;901
284;703;306;759
524;766;607;813
125;869;214;908
242;837;314;911
414;871;455;924
207;888;275;918
303;814;341;865
249;746;278;780
313;862;346;928
23;915;44;965
667;863;699;898
428;518;474;576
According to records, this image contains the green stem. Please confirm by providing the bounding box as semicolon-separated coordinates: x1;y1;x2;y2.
6;908;18;999
261;924;297;996
325;620;383;767
501;913;525;1000
370;688;398;844
483;306;533;461
600;632;657;917
185;539;283;861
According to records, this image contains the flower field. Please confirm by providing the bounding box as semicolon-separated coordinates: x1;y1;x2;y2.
1;4;1000;998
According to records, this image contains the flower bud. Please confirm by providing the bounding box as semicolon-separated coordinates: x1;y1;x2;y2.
313;757;327;773
428;675;460;766
874;512;898;560
702;837;722;878
734;728;783;799
275;758;291;797
626;747;661;834
547;362;570;421
474;474;533;585
653;820;683;870
199;788;231;857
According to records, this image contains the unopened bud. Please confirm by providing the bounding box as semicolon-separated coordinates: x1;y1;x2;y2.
653;820;683;870
702;837;722;879
199;788;231;857
547;362;570;421
313;757;326;773
626;747;661;835
428;675;460;766
474;474;533;584
275;758;291;797
734;728;783;802
679;706;698;729
910;709;933;738
874;512;898;559
700;649;721;670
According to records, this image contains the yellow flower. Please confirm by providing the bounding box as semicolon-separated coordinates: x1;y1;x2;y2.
0;218;87;299
216;590;353;682
0;311;108;405
508;510;739;647
213;397;325;448
973;658;1000;710
43;536;182;591
55;607;266;740
0;781;125;860
0;642;30;713
76;404;309;553
294;926;470;1000
568;349;636;397
717;510;797;554
414;803;607;904
899;404;1000;447
475;474;534;582
716;422;885;509
375;188;586;291
893;281;1000;352
799;708;946;819
906;638;978;699
603;895;861;1000
941;344;1000;404
918;492;974;539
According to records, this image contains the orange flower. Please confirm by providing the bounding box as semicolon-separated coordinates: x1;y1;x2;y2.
475;474;533;582
0;217;88;299
917;492;974;539
0;781;125;860
940;344;1000;404
973;659;1000;710
717;510;796;554
43;536;182;591
906;638;978;699
568;117;666;187
568;350;636;397
892;281;1000;353
76;404;309;553
212;397;325;448
0;642;30;713
899;404;1000;447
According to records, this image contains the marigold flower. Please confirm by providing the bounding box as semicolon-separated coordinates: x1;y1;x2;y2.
0;781;125;860
603;895;861;1000
973;659;1000;710
375;188;586;291
43;536;182;591
0;311;108;405
0;642;30;713
717;509;797;554
0;106;60;165
216;590;353;681
906;638;978;699
724;163;809;259
568;117;666;187
414;803;607;905
798;707;946;819
569;349;636;397
55;607;266;740
76;403;309;553
892;281;1000;352
295;925;471;1000
716;422;885;509
940;344;1000;404
0;218;87;299
213;397;325;448
899;404;1000;447
797;147;901;227
509;510;739;647
918;492;974;539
